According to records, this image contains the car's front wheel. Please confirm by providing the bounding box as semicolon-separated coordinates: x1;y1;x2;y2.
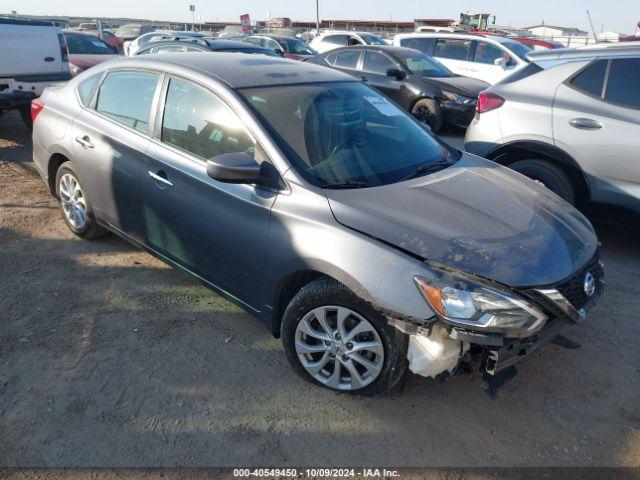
55;162;106;239
411;98;444;133
281;277;408;395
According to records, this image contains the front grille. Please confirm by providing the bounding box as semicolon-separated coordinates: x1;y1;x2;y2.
555;253;603;311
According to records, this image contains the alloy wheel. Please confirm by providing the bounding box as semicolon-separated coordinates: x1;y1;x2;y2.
59;173;87;230
294;305;385;391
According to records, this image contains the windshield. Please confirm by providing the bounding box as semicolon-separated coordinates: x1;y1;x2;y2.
396;50;453;77
283;38;317;55
115;26;139;37
500;39;532;60
241;82;457;188
66;34;113;54
360;33;386;45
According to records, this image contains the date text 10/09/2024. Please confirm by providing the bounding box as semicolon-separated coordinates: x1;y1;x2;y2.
233;469;401;477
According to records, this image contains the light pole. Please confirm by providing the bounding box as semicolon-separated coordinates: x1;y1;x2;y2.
315;0;320;33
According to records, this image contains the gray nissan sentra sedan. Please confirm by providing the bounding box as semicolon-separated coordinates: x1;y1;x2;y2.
31;53;604;395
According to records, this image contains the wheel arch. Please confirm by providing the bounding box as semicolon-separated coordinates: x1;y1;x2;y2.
486;140;590;203
47;152;71;196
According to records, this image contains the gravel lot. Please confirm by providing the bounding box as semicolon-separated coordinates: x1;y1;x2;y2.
1;110;639;468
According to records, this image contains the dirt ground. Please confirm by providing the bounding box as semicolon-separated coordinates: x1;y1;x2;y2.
1;110;639;468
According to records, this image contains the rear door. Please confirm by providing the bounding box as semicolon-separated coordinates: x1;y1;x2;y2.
143;76;277;307
70;69;161;241
331;49;363;76
0;19;65;76
553;57;640;210
432;37;472;77
360;50;405;105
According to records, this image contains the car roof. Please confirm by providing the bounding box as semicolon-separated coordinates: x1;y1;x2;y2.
125;52;355;88
527;43;640;62
326;45;412;57
138;38;268;51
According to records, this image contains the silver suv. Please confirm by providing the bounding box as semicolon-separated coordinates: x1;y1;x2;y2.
465;44;640;213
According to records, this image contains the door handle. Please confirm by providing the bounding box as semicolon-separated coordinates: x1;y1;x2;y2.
569;118;603;130
148;170;173;188
75;136;94;149
44;57;54;62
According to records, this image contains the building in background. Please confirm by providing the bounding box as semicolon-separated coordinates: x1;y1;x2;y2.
525;24;589;37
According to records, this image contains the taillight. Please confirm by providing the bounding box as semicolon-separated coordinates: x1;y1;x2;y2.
477;91;505;114
31;98;45;123
58;33;69;62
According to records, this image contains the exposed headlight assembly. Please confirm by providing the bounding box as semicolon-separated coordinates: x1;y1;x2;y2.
415;268;547;337
442;91;476;105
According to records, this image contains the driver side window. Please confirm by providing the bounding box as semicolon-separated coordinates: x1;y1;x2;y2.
161;78;255;161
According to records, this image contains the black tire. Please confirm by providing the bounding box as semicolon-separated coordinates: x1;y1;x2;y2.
509;159;576;205
281;277;408;396
54;162;106;239
18;106;33;132
411;98;444;133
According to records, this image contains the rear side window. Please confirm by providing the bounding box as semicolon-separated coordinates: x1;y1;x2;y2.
324;35;349;46
161;78;255;160
324;51;338;66
434;38;471;61
78;74;100;106
604;58;640;109
570;60;607;97
95;71;159;133
399;38;436;55
334;50;361;69
363;51;395;74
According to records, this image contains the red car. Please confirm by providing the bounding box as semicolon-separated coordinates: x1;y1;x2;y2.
63;31;121;76
514;38;565;50
83;30;124;54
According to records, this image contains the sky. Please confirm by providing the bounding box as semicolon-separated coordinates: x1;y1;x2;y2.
5;0;638;33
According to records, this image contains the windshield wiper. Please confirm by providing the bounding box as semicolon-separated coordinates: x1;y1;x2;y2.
401;161;453;182
322;180;371;190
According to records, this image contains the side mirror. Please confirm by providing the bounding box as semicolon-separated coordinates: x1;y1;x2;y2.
386;68;407;80
206;151;284;190
493;57;507;68
275;48;285;57
206;152;261;184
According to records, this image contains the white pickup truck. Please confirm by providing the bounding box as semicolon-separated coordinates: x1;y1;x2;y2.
0;17;71;129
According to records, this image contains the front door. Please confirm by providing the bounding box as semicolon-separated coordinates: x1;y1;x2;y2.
468;41;517;84
142;76;277;308
359;50;406;105
70;69;161;241
432;37;472;77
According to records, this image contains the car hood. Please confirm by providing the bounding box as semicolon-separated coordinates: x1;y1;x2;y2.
324;154;598;287
422;75;489;97
69;54;120;69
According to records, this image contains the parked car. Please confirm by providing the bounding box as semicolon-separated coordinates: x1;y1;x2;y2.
307;45;488;131
125;31;205;56
310;31;387;53
0;17;70;129
244;34;317;60
393;33;532;84
514;37;565;51
64;31;121;76
31;53;603;395
114;23;155;41
82;29;124;54
134;38;280;57
465;44;640;213
77;22;113;31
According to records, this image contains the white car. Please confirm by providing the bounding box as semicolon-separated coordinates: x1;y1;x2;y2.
124;31;205;56
393;33;532;85
0;17;71;128
310;31;387;53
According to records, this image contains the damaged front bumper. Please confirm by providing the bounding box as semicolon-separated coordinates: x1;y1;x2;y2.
387;254;604;391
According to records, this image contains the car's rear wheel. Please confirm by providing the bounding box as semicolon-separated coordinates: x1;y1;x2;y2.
55;163;106;239
509;159;576;205
281;277;407;395
411;98;444;133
